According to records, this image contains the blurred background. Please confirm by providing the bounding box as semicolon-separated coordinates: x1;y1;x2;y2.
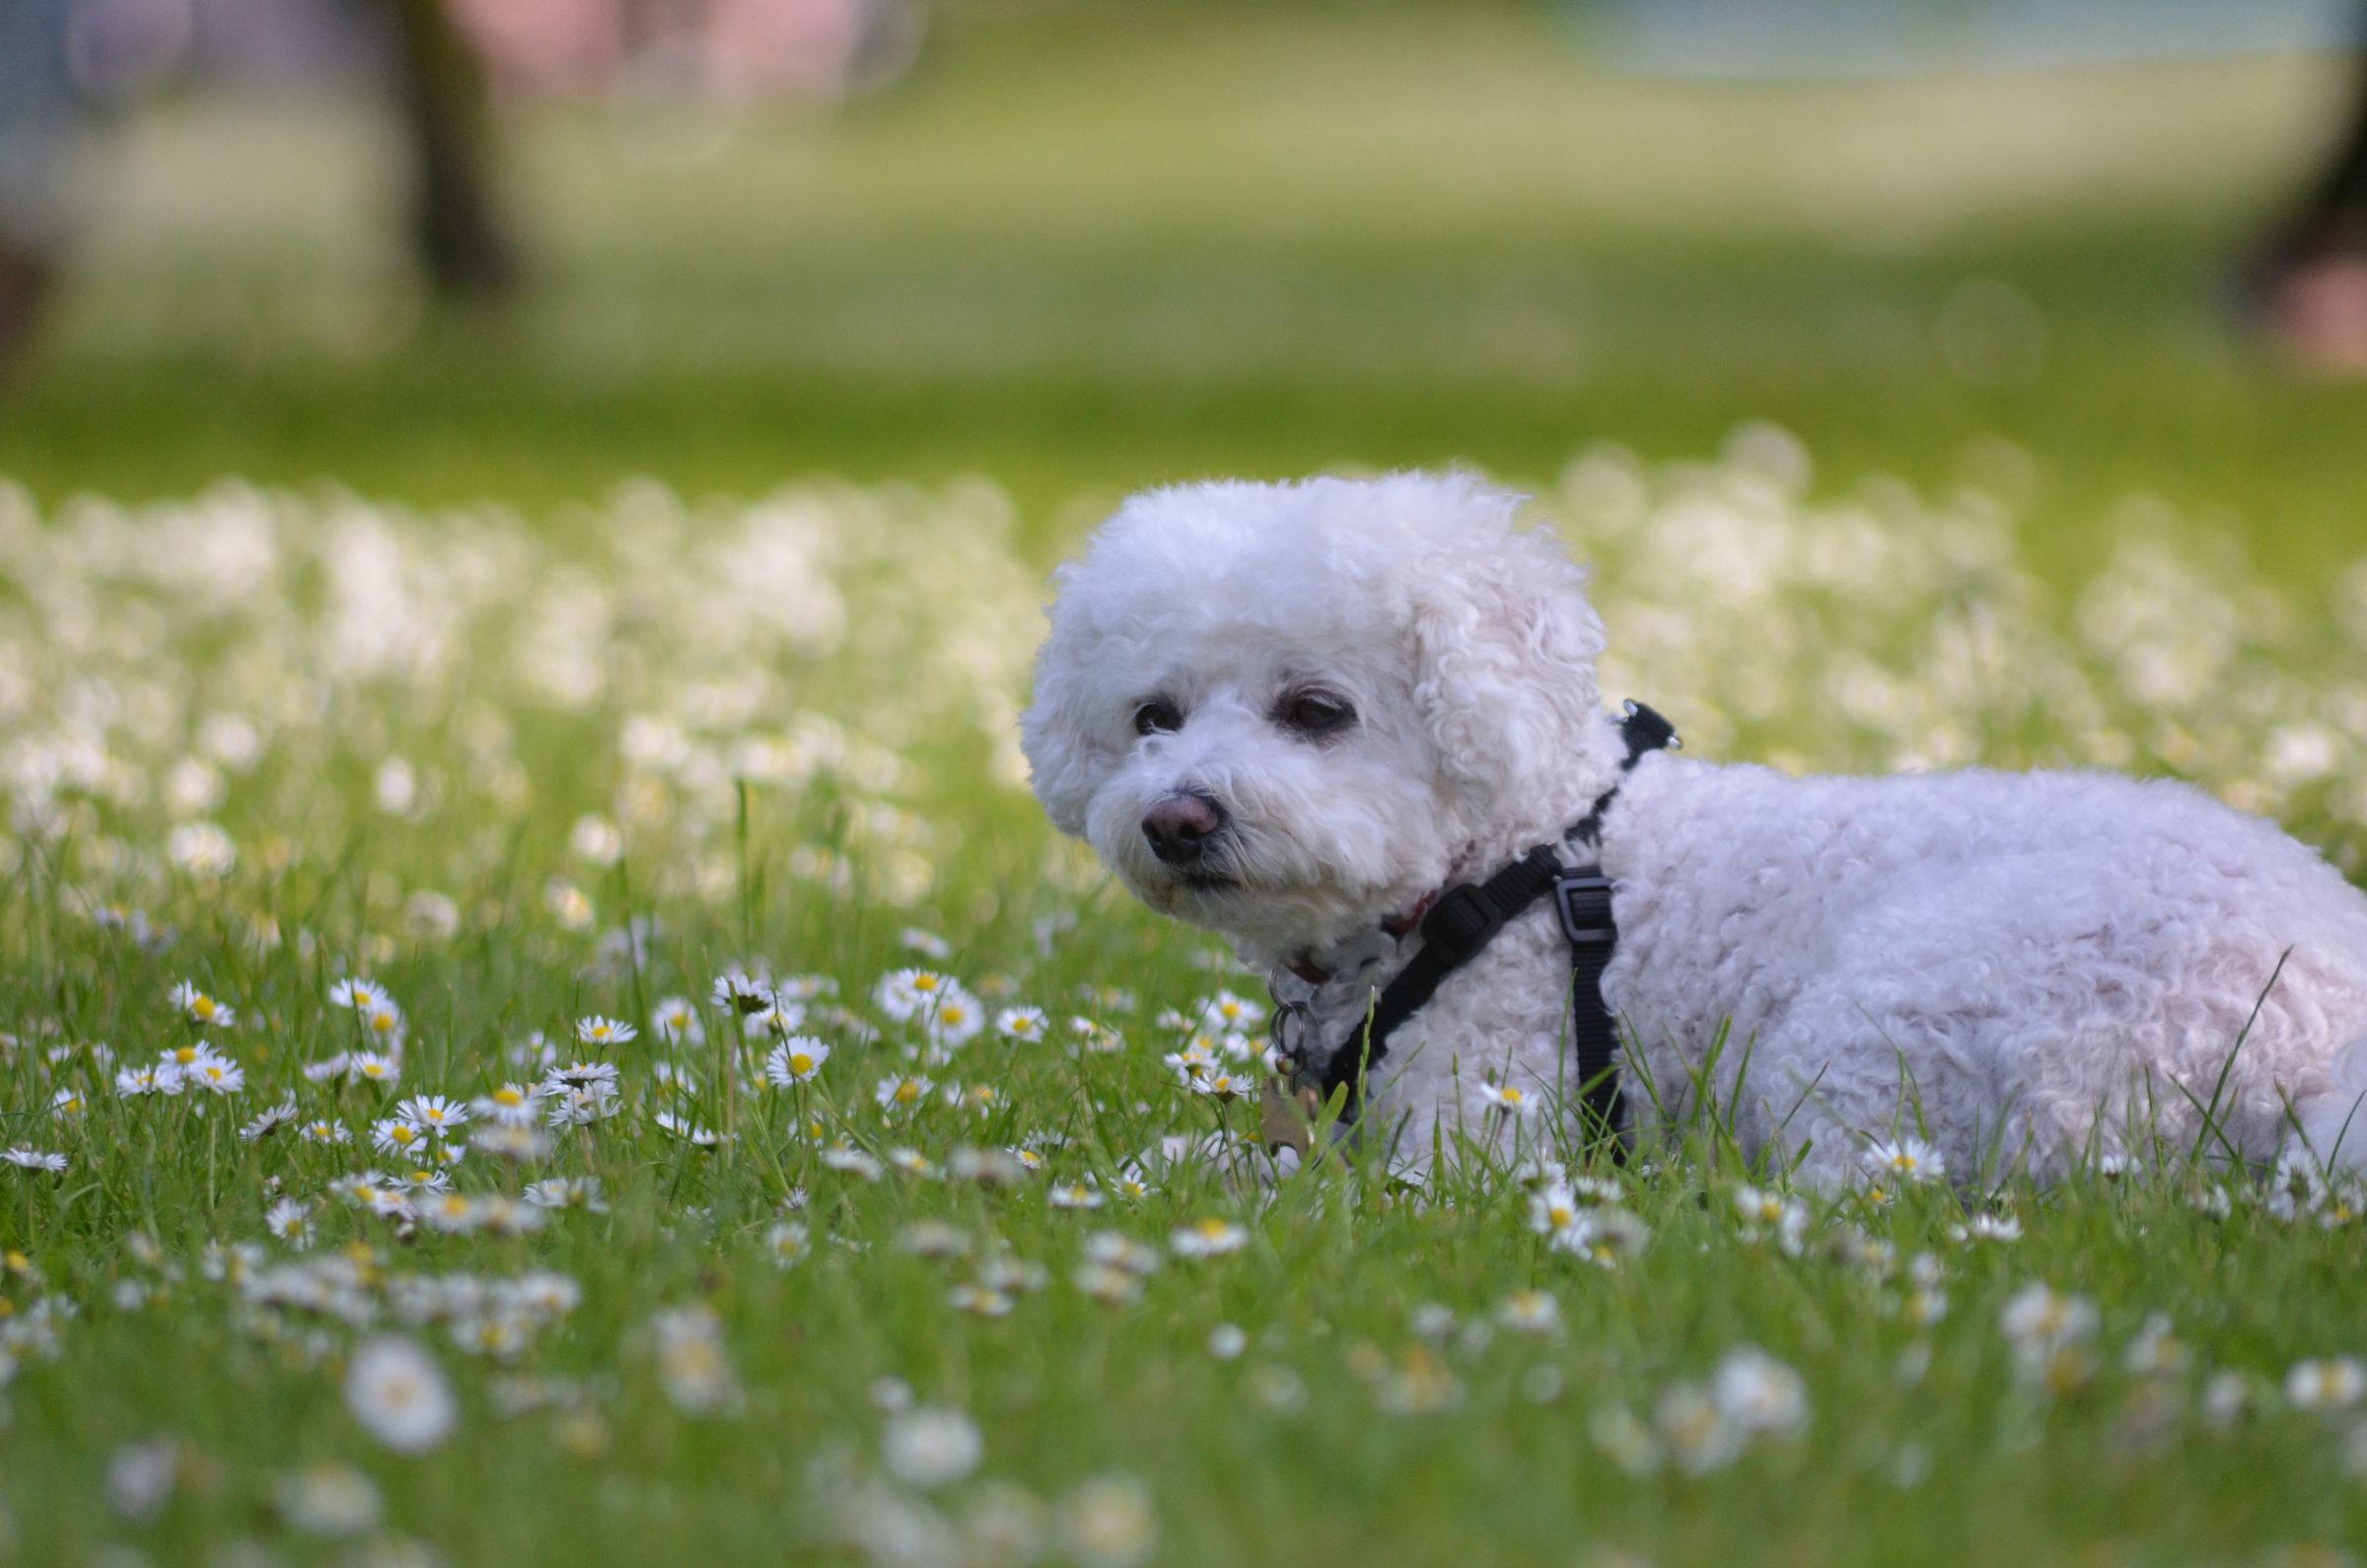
1;0;2364;586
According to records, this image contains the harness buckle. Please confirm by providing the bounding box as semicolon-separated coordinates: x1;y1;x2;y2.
1554;872;1616;947
1417;882;1509;965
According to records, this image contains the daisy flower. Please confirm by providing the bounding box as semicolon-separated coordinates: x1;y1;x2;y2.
766;1222;811;1267
344;1337;457;1453
300;1119;354;1146
370;1118;430;1158
116;1064;181;1098
873;967;949;1024
711;968;775;1015
888;1147;941;1179
575;1016;637;1049
874;1074;935;1114
522;1176;607;1212
350;1052;401;1088
469;1084;542;1128
882;1406;982;1489
1657;1386;1743;1475
2286;1357;2367;1411
1170;1218;1249;1258
1860;1136;1944;1186
1497;1290;1563;1335
472;1121;550;1161
1074;1262;1144;1307
544;1060;619;1092
396;1096;469;1135
1195;991;1265;1032
49;1087;85;1117
899;926;956;962
1530;1184;1585;1241
996;1006;1048;1043
1478;1079;1541;1117
1084;1233;1163;1275
328;977;394;1015
356;1003;406;1050
1558;1207;1651;1268
544;1084;621;1127
764;1037;831;1086
922;983;986;1049
821;1144;886;1181
650;997;704;1046
1049;1182;1105;1210
1712;1347;1810;1437
1965;1212;2023;1244
241;1097;301;1143
654;1111;721;1148
186;1054;246;1095
3;1147;68;1175
169;980;235;1029
651;1305;740;1416
265;1198;317;1249
1187;1067;1255;1102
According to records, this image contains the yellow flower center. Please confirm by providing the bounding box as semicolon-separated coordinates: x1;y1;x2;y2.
494;1088;524;1106
174;1046;198;1065
789;1053;814;1075
894;1081;919;1104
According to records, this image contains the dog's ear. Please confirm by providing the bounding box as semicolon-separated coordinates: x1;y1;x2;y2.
1408;521;1607;823
1020;563;1113;838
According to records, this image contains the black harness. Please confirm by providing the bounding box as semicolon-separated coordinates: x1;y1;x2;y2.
1276;701;1677;1153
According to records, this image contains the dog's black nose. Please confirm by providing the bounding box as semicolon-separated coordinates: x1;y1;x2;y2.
1142;792;1226;864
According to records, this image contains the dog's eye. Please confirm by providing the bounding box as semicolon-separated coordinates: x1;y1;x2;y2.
1278;690;1355;737
1133;699;1183;737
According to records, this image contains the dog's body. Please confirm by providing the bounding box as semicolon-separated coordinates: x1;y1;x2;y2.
1022;473;2367;1186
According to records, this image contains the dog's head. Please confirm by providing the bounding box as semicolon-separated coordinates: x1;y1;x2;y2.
1021;473;1611;961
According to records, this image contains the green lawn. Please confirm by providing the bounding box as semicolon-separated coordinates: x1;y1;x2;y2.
7;9;2367;1566
7;8;2367;581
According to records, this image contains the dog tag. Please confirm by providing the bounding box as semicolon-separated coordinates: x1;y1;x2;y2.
1259;1076;1317;1159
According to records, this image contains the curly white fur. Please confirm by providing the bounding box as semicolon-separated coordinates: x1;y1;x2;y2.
1022;473;2367;1187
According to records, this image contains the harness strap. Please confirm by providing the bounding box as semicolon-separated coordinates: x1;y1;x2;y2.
1308;701;1677;1151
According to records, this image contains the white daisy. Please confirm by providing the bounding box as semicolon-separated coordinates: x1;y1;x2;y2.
265;1198;317;1249
241;1096;301;1143
764;1036;831;1086
655;1110;722;1148
522;1176;607;1212
396;1096;468;1134
650;997;704;1046
995;1006;1048;1043
344;1337;457;1453
116;1064;181;1098
874;1074;934;1114
1860;1136;1945;1186
169;980;235;1029
1170;1218;1249;1258
882;1406;983;1489
575;1016;637;1048
4;1147;68;1175
350;1052;401;1088
469;1083;542;1128
1477;1079;1541;1117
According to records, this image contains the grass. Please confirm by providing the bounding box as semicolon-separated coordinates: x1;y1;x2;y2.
6;6;2367;1564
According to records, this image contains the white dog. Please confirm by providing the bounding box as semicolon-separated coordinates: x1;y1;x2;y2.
1021;472;2367;1187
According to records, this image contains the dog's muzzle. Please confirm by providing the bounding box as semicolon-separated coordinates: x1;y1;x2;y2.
1141;790;1227;866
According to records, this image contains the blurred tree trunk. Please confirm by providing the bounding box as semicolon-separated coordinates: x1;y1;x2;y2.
388;0;520;300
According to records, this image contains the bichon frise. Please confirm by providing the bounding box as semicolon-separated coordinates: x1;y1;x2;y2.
1021;472;2367;1187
